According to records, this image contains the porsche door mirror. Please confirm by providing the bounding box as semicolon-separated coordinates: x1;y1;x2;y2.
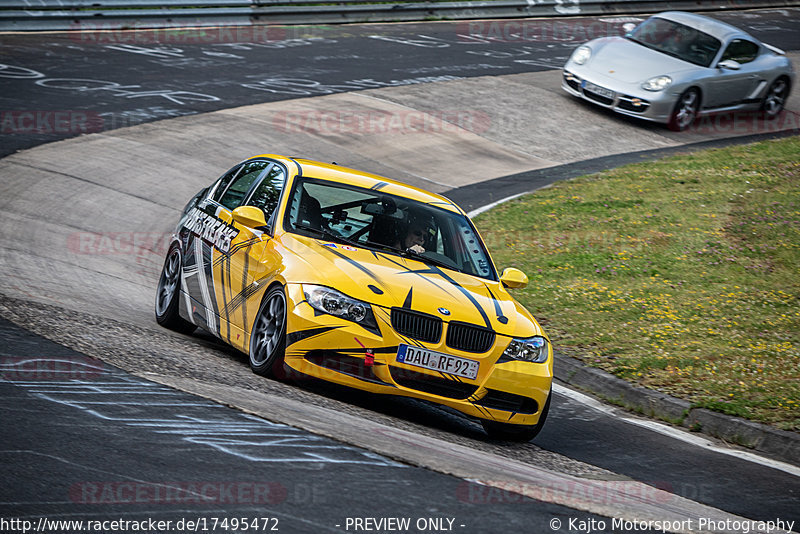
717;59;742;70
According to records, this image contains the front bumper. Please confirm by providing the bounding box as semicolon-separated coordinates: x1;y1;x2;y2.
562;69;677;124
282;284;553;426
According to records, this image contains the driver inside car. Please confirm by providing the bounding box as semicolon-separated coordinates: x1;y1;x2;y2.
395;214;435;254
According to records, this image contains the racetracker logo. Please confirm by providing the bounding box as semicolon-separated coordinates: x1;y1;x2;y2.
0;356;109;382
66;231;173;278
272;110;491;136
0;110;103;135
67;231;172;256
68;23;287;45
457;480;674;507
456;18;639;43
69;481;287;505
688;110;800;135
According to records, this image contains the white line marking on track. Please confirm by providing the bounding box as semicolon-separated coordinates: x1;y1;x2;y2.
467;190;800;478
553;383;800;478
467;192;528;218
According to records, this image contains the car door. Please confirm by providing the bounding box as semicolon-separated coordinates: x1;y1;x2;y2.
178;159;269;337
179;162;245;336
706;39;762;108
214;161;287;352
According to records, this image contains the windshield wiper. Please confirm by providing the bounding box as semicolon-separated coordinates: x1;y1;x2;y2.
295;223;461;272
373;244;458;272
416;255;454;272
294;223;368;250
626;36;653;50
626;36;691;63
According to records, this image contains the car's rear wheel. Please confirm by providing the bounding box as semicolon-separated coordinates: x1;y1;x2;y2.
249;285;287;377
155;244;196;334
668;88;700;132
762;77;789;120
481;390;551;442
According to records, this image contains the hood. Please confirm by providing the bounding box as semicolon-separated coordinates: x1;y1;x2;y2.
279;234;542;338
581;37;701;83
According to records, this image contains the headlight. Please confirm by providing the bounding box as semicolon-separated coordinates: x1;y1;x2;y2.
571;46;591;65
303;284;376;327
642;75;672;91
503;336;549;363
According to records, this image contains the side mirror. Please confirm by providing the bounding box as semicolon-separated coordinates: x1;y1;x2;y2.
232;206;268;229
500;267;529;289
717;59;741;70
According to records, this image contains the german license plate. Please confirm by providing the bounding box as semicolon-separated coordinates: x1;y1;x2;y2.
396;344;479;380
582;80;615;99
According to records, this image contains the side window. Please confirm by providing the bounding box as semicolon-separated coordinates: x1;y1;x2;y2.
721;39;759;64
217;160;269;210
246;165;286;219
211;165;242;204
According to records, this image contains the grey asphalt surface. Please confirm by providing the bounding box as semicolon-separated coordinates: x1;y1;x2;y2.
1;9;798;157
448;130;800;213
1;8;799;534
1;292;798;529
1;316;627;533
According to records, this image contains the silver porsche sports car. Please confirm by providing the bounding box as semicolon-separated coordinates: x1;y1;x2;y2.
562;11;795;131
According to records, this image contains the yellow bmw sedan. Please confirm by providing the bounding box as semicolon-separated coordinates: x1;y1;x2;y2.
156;155;553;441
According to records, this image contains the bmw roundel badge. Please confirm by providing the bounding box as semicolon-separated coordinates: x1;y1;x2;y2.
437;307;451;316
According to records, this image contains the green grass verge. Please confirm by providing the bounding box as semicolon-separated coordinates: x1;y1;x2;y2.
476;137;800;431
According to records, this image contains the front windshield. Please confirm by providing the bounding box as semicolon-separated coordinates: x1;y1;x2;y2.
628;17;721;67
284;177;497;281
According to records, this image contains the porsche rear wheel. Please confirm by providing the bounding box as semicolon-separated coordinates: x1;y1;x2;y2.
155;244;196;334
481;390;551;442
668;88;700;132
249;286;287;377
762;77;789;120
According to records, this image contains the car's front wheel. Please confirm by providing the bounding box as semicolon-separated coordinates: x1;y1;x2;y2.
249;285;287;377
762;77;789;120
481;390;551;442
668;88;700;132
155;244;196;334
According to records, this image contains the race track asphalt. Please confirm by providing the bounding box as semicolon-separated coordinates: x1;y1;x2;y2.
1;9;799;533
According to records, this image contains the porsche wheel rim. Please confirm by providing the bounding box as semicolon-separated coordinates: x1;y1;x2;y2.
764;80;787;117
251;292;286;366
156;248;180;316
675;91;698;130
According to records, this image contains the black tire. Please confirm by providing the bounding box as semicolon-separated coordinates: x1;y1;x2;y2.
482;390;551;442
762;77;790;120
249;285;287;377
155;243;196;334
668;88;700;132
